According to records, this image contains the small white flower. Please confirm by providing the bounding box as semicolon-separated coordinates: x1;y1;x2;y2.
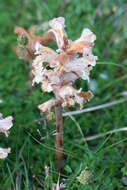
0;147;11;159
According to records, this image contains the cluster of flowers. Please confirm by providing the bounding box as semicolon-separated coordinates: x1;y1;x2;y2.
15;17;97;115
32;17;97;113
0;113;13;159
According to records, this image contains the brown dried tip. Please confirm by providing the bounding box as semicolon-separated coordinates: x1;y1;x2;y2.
14;25;56;63
78;91;93;101
67;41;93;54
15;26;35;50
14;26;55;47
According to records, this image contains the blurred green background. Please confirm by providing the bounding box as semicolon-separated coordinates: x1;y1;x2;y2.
0;0;127;189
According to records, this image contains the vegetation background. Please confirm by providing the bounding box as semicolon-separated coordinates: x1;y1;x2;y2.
0;0;127;189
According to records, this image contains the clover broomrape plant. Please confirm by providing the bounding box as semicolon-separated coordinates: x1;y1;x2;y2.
14;17;97;171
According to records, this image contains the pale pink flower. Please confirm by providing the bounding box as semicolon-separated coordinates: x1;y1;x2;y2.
0;114;13;137
0;147;11;160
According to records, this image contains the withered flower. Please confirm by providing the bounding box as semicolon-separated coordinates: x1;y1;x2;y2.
31;17;97;113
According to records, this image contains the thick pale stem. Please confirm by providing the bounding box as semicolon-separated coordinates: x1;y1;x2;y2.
55;103;64;171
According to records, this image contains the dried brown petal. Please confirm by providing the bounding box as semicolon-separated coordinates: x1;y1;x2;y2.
67;28;96;54
67;41;92;54
78;91;93;101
